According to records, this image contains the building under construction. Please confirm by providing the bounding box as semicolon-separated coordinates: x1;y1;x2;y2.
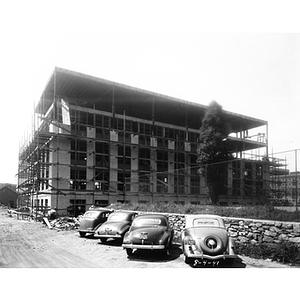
18;67;271;215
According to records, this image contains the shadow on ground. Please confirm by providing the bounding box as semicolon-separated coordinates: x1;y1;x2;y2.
79;232;247;267
79;233;99;239
96;238;124;247
78;233;124;246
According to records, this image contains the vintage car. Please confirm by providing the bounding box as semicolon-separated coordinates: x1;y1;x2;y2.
181;214;237;267
78;207;113;237
95;211;138;243
122;213;173;256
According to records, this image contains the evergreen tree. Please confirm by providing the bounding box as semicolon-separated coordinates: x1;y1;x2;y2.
197;101;233;204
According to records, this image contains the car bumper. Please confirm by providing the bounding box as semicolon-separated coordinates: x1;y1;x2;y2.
79;229;96;234
186;252;237;260
96;233;122;239
122;243;165;250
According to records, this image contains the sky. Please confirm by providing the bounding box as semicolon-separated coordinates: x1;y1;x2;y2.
1;0;300;184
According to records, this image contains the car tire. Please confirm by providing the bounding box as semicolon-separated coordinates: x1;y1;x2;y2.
79;232;86;237
225;258;235;266
100;237;107;243
200;235;224;255
184;256;193;265
126;248;133;256
162;247;170;257
119;233;126;245
169;231;174;245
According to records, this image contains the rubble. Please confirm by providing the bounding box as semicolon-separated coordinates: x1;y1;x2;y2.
49;215;83;230
7;206;43;220
6;207;85;231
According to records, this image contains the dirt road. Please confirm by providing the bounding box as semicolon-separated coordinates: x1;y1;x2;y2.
0;208;293;268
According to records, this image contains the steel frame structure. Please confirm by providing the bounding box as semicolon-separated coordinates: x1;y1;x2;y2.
17;67;274;215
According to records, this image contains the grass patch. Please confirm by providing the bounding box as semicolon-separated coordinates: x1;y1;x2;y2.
110;202;300;222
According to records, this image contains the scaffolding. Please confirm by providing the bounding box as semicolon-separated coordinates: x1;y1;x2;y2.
268;149;300;207
17;67;277;215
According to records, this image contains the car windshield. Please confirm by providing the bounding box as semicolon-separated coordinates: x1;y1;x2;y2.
83;211;102;218
133;217;165;227
108;213;130;222
193;218;220;227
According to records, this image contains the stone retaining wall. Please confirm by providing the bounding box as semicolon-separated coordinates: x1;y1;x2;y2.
223;216;300;245
126;210;300;245
166;213;300;245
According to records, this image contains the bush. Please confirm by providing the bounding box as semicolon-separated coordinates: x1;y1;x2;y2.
111;202;300;222
236;241;300;265
272;241;300;264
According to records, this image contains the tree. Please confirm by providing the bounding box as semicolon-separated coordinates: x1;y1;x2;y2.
197;101;233;205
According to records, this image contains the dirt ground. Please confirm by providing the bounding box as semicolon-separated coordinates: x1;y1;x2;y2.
0;208;295;268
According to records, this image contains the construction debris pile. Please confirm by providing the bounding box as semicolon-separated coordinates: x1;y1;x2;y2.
49;215;84;230
7;206;44;220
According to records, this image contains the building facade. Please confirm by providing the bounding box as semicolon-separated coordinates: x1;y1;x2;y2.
18;67;269;215
270;171;300;206
0;186;18;208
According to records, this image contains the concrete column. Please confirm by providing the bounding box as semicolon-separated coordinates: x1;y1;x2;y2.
227;161;233;196
109;144;118;193
185;153;190;194
151;149;157;194
168;151;175;194
86;139;94;191
131;144;139;193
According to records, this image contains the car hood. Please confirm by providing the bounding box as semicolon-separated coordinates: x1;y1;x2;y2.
97;221;130;233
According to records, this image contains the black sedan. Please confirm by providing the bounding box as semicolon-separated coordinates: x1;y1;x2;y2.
95;211;138;244
122;214;173;256
78;207;113;237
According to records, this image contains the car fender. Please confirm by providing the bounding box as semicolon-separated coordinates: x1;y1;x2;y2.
123;230;130;239
169;229;174;245
180;230;186;243
160;230;170;244
119;224;131;235
94;223;103;232
228;237;236;255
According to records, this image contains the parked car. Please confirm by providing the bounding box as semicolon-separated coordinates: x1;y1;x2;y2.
95;211;138;243
122;213;173;256
181;214;237;267
78;207;113;237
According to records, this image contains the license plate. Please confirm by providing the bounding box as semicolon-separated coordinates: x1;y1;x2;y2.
194;259;219;267
139;232;148;240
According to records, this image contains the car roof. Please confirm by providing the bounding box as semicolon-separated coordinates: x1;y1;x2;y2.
110;211;136;215
88;207;113;212
132;213;168;226
136;213;167;219
185;214;224;228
